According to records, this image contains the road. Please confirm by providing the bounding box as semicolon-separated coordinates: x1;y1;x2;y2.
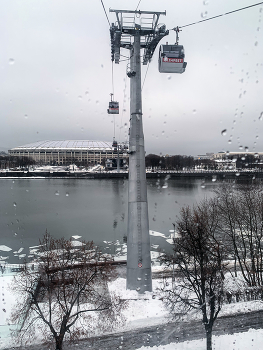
10;309;263;350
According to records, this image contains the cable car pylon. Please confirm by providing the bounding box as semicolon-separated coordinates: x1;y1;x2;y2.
109;8;168;293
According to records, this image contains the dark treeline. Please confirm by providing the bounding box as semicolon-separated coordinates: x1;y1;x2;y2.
145;153;216;170
0;155;35;169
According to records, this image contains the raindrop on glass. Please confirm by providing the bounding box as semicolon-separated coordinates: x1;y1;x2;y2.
212;175;217;182
221;129;227;136
236;172;240;177
255;41;258;46
201;11;208;18
245;146;249;152
9;58;15;65
24;114;28;119
193;109;197;114
239;145;243;150
81;127;84;132
203;0;209;4
259;112;263;121
78;95;82;100
13;202;17;207
167;75;172;80
55;191;59;196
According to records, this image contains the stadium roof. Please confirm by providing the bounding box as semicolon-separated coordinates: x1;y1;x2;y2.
10;140;114;151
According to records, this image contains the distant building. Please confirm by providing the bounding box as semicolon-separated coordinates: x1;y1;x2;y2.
9;140;128;166
213;151;263;160
196;153;215;160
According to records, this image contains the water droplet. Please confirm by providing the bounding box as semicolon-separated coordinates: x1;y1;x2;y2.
78;95;82;100
259;112;263;121
9;58;15;65
136;287;141;291
13;202;17;207
201;11;208;18
245;146;249;152
137;277;141;281
24;114;28;119
101;64;104;68
255;41;258;46
233;120;236;124
203;0;209;5
236;172;240;177
55;191;59;196
221;129;227;136
85;91;89;95
167;75;172;80
239;145;243;150
66;192;69;197
162;131;165;135
241;157;245;161
81;127;84;132
255;153;259;158
193;109;197;114
212;175;217;182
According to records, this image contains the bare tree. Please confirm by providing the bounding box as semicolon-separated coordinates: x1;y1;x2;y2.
160;199;227;350
216;184;263;289
10;233;126;350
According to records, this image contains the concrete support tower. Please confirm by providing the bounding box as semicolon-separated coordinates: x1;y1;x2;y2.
109;9;168;293
127;32;152;293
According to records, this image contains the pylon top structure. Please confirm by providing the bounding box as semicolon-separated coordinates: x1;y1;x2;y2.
109;9;169;64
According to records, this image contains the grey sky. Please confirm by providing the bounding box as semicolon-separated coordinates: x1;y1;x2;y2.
1;0;262;155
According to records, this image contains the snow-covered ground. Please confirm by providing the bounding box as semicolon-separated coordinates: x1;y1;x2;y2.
1;231;263;349
2;270;263;350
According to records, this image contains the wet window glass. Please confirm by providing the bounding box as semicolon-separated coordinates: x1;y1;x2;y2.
1;0;262;349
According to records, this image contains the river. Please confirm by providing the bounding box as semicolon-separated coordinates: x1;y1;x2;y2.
0;177;217;264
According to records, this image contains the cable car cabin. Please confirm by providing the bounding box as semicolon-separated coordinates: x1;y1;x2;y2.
112;140;118;154
107;101;119;114
159;45;187;74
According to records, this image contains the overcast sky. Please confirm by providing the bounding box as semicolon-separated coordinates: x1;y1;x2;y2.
1;0;262;155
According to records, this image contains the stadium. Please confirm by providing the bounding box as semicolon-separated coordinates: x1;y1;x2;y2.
8;140;128;166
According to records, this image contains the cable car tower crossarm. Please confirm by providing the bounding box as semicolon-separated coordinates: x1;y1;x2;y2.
109;9;168;293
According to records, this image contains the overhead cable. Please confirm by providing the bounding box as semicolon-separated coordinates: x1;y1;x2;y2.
135;0;142;12
100;0;110;26
175;1;263;29
142;62;150;90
